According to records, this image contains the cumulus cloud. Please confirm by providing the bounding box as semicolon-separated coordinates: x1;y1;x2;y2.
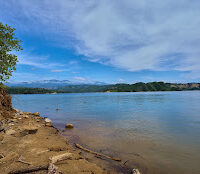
1;0;200;77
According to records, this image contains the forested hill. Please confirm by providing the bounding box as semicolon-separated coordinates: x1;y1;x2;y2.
7;82;200;94
104;82;200;92
7;87;60;94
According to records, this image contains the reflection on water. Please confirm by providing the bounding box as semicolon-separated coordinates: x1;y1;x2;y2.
12;91;200;174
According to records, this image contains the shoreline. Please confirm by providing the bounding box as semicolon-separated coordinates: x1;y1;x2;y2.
0;109;110;174
9;90;200;95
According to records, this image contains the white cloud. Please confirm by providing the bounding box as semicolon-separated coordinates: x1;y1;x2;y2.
17;52;65;69
73;77;86;81
51;69;69;73
1;0;200;77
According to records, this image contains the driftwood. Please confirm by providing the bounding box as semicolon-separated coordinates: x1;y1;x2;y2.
9;163;62;174
9;152;72;174
75;144;121;162
50;152;73;164
9;165;48;174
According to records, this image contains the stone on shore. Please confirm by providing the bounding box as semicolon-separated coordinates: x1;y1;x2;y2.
24;112;31;115
132;169;141;174
6;129;16;135
45;118;52;123
0;134;4;141
45;122;53;127
32;112;40;116
14;109;19;112
0;120;4;132
65;124;74;129
19;111;24;115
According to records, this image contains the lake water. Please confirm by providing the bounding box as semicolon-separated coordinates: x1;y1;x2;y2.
12;91;200;174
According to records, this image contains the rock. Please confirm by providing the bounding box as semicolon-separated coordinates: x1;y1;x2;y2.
10;119;18;123
0;134;4;141
45;118;52;123
0;153;4;159
32;112;40;116
23;115;29;118
49;146;67;152
19;128;38;136
0;127;4;132
8;123;15;126
24;112;31;115
14;109;19;112
45;122;53;127
132;169;141;174
6;129;16;135
0;121;4;132
19;111;24;115
65;124;74;129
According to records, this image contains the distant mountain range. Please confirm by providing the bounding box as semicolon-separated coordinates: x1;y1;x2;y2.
6;79;107;89
6;81;200;94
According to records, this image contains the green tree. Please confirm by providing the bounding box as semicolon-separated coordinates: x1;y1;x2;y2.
0;22;22;82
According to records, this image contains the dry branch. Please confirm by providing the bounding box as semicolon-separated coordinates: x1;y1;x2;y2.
75;144;121;162
50;152;73;164
8;165;48;174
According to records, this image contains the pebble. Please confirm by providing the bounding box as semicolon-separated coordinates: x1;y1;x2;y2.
19;111;24;115
14;109;19;112
25;112;31;115
6;129;16;135
132;169;141;174
8;123;15;126
44;118;52;123
0;121;3;132
0;134;4;141
65;124;74;129
45;122;53;127
32;112;40;116
23;115;29;118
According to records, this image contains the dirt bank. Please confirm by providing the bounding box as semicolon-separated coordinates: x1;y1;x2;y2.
0;86;12;111
0;109;109;174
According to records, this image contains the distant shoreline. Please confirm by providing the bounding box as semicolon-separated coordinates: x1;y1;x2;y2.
9;89;200;94
6;81;200;94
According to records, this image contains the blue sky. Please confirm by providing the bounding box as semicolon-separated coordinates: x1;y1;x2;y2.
1;0;200;84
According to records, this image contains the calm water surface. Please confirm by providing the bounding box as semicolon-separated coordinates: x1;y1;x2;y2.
12;91;200;174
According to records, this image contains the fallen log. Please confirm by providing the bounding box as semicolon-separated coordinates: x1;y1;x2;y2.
8;165;48;174
75;144;121;162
